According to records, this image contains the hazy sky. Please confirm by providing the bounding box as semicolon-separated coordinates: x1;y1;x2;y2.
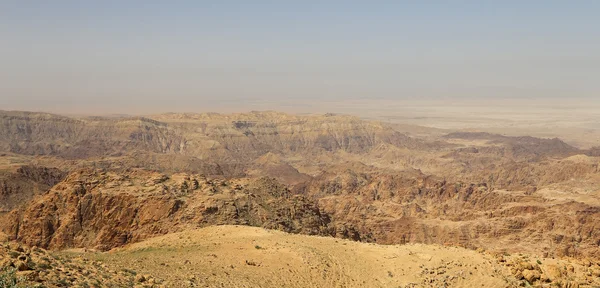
1;1;599;114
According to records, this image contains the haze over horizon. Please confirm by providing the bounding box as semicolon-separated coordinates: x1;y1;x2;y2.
1;1;599;114
3;4;600;287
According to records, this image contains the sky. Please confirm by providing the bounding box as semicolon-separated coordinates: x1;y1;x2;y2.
1;1;599;114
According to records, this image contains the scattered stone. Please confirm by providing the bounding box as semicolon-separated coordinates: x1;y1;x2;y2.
522;269;540;283
16;261;30;271
544;264;562;281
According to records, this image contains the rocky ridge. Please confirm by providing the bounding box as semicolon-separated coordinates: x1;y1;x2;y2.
1;110;600;287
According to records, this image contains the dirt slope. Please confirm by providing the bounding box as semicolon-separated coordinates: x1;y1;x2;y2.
72;225;598;288
84;225;511;288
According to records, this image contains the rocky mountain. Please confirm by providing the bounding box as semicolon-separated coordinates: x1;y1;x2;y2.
0;165;66;212
1;110;600;287
0;111;433;161
444;132;580;160
297;167;600;258
1;169;346;251
0;111;184;158
2;165;599;261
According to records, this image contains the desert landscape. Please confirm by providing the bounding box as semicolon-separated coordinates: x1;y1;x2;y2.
0;109;599;287
2;1;600;287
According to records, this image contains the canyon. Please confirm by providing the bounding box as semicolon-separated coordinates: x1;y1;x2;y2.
1;110;600;287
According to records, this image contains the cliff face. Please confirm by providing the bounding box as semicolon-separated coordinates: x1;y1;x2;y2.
0;165;66;212
0;112;185;158
0;111;443;178
2;111;590;183
0;111;427;158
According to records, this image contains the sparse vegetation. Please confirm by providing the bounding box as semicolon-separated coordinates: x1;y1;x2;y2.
1;108;600;287
121;268;137;275
0;268;20;288
37;263;51;270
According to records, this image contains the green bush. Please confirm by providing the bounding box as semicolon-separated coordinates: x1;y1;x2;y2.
0;268;19;288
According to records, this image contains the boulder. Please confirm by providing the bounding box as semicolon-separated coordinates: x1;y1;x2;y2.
544;264;563;281
522;269;541;283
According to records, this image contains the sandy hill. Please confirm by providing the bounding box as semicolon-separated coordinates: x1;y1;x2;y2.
48;225;593;288
2;225;597;287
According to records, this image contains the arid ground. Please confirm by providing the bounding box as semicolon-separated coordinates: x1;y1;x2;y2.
1;104;600;287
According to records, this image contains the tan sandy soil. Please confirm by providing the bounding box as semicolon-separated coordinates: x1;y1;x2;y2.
82;225;512;288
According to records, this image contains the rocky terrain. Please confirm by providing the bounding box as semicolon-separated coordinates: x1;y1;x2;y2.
1;109;600;287
0;165;66;213
0;241;155;287
0;169;334;251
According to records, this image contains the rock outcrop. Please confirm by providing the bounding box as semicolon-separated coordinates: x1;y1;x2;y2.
0;165;66;212
0;169;340;251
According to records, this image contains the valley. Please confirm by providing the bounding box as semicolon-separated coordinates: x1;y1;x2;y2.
0;110;599;287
